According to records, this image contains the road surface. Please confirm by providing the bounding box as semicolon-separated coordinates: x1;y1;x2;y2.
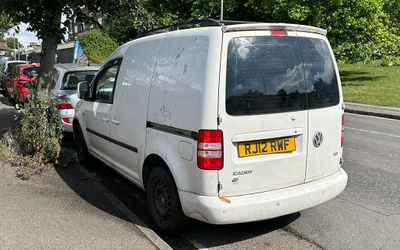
78;113;400;249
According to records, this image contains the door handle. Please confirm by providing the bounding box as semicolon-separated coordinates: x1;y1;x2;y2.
111;119;120;125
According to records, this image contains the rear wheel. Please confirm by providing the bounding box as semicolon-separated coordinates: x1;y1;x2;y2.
146;166;187;234
73;123;90;163
6;91;14;103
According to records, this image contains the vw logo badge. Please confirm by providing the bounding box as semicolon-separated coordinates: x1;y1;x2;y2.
313;131;324;148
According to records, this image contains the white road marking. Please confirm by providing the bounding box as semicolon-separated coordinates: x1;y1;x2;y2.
345;112;400;122
345;126;400;139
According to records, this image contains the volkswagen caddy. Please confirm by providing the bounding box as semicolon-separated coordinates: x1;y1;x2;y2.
73;22;348;233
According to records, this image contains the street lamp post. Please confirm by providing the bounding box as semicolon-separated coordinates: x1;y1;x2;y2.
220;0;224;22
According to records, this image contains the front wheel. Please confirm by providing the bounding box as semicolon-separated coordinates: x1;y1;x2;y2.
146;166;187;234
73;123;90;163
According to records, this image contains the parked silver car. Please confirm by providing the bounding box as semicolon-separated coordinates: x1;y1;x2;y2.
51;63;100;132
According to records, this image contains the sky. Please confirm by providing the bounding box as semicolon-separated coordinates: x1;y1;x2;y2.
6;23;40;48
6;14;69;48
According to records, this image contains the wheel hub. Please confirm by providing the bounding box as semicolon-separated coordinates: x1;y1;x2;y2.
154;182;170;217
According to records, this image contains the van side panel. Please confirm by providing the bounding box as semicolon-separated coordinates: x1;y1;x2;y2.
108;39;162;185
146;28;222;195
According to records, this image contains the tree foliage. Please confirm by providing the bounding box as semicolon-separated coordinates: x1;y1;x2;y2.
146;0;400;63
0;0;133;93
0;0;70;94
5;37;23;50
0;12;14;40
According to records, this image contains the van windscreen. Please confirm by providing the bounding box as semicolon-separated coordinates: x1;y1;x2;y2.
226;36;339;115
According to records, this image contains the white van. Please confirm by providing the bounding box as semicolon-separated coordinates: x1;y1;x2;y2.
74;22;348;233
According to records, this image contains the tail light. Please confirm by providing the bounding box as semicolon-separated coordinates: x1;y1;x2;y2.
57;95;69;100
341;113;344;147
56;103;73;110
197;129;223;170
62;117;72;124
56;95;73;110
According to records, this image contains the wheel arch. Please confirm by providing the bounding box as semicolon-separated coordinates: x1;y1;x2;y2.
72;118;80;130
142;154;176;190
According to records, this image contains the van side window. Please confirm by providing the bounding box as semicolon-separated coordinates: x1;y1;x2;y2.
93;58;122;104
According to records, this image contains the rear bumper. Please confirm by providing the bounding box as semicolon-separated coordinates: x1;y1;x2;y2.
180;168;347;224
62;121;73;133
59;109;74;133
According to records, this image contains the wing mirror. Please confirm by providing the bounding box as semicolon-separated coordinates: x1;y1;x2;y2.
77;81;91;100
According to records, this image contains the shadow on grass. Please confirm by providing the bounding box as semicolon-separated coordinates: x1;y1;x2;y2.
339;70;370;77
55;136;301;249
340;70;386;87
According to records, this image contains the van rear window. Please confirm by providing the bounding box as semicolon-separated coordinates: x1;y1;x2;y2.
226;36;339;115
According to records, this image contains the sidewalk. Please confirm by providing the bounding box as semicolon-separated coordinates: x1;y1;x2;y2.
345;102;400;120
0;95;167;250
0;159;162;250
0;159;161;250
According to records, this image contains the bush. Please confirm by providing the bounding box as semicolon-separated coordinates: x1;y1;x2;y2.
79;30;119;64
1;96;63;179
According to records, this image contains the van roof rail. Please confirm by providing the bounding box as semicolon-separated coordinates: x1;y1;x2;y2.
137;18;326;38
138;18;255;38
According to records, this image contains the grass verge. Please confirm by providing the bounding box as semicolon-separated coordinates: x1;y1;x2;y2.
340;64;400;107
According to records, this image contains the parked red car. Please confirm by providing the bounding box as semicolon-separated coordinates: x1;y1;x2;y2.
6;63;40;103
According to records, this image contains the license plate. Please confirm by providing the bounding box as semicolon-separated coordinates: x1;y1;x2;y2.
238;137;296;158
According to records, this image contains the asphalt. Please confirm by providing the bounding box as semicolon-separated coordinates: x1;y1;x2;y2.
286;113;400;250
60;112;400;249
1;93;400;249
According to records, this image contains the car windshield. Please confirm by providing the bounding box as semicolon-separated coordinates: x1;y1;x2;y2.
226;36;340;115
23;67;40;78
61;70;97;90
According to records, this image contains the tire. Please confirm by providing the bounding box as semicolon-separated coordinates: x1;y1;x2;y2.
146;166;187;234
7;92;14;103
73;123;90;163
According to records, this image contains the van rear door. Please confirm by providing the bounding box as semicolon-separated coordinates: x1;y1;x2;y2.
217;31;309;196
298;33;342;181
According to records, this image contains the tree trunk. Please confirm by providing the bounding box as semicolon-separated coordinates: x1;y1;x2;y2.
35;7;62;98
37;35;58;97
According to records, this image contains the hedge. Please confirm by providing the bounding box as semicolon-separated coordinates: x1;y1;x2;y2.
79;30;119;64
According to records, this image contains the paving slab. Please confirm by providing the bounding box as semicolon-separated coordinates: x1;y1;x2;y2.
0;160;160;250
